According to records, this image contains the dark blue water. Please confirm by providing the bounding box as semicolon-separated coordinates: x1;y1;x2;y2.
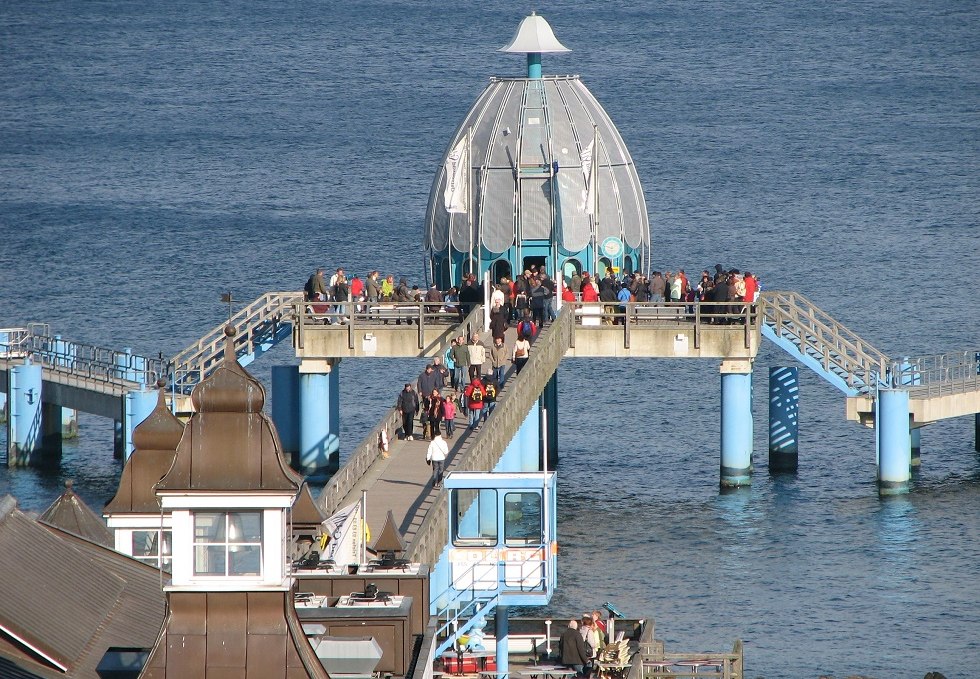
2;2;978;677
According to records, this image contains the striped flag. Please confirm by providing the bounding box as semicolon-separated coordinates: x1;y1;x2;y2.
444;135;468;214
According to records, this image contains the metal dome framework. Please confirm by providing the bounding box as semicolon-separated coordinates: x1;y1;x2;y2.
424;74;651;288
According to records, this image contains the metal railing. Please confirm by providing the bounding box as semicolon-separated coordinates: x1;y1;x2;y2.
0;326;164;395
170;291;300;389
895;349;980;399
317;303;487;517
758;291;890;393
568;300;759;350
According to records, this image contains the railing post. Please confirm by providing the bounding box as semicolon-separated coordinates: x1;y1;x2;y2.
418;301;425;349
624;302;631;349
694;302;701;349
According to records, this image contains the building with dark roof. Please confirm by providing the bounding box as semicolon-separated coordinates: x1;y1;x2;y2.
39;480;113;548
0;495;165;679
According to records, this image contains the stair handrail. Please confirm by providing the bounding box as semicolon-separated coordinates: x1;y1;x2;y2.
170;291;301;385
896;349;980;399
759;291;890;391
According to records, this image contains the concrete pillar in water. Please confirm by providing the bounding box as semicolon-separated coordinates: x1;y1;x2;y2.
7;360;43;466
877;387;911;495
910;427;921;467
271;365;300;467
768;366;799;472
495;605;509;676
114;420;124;459
299;359;341;479
720;359;753;488
123;388;158;460
62;408;79;439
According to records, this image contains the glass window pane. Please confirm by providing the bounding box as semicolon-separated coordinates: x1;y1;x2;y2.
195;545;227;575
504;492;542;545
132;530;159;557
453;489;497;546
236;512;262;541
194;513;222;542
229;546;262;575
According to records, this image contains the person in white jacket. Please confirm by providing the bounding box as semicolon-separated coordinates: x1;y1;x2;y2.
426;433;449;488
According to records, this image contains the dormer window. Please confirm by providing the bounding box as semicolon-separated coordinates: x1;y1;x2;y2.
193;511;263;576
133;529;173;571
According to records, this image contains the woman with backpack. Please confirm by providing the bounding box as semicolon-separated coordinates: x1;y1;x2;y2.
512;332;531;373
463;377;485;429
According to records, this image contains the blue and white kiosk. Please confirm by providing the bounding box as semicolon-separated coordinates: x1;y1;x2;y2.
434;471;558;675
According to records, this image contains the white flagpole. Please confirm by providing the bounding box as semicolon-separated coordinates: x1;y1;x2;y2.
592;125;599;276
467;126;474;278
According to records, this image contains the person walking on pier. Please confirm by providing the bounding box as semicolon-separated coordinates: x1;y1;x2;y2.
512;332;531;374
490;336;508;386
425;432;448;488
396;383;419;441
442;392;457;439
463;377;485;429
467;334;487;381
560;620;589;677
452;335;470;389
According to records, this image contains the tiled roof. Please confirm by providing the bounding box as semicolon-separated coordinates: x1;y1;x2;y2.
38;481;113;547
0;495;165;678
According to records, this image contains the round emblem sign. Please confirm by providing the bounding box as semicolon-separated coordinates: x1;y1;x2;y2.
600;237;623;258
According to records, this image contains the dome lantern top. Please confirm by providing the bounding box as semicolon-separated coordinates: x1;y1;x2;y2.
499;12;569;79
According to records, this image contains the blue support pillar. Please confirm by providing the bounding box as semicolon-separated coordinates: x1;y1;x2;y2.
272;365;300;467
518;402;540;472
7;360;42;466
116;348;136;382
877;388;911;495
299;360;340;479
768;366;799;472
123;388;158;460
495;605;509;677
720;361;753;488
114;420;124;459
541;372;558;470
910;427;921;468
527;53;541;79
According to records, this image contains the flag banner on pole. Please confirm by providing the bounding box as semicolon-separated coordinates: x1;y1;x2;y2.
580;139;595;215
444;136;468;214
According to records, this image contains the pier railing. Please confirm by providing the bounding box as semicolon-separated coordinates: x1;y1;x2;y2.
758;291;890;393
895;349;980;398
0;325;163;395
406;306;573;565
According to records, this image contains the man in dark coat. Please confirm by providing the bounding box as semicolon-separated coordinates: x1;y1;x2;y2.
559;620;590;676
396;383;419;441
458;275;482;317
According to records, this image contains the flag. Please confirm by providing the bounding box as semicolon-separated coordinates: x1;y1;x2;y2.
581;139;595;215
444;135;468;214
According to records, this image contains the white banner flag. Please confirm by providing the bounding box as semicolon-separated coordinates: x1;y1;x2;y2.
444;135;468;214
581;139;595;215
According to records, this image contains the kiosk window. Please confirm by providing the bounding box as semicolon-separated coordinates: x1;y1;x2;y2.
453;489;497;546
504;492;542;545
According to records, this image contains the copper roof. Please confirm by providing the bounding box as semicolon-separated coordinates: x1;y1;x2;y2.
292;483;326;533
104;388;184;516
139;590;328;679
156;329;302;493
38;481;113;548
373;510;408;553
0;495;165;678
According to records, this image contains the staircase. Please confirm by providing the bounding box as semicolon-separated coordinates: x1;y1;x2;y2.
758;291;889;396
169;291;301;392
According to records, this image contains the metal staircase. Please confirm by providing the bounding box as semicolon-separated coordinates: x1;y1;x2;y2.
169;291;301;392
758;291;889;396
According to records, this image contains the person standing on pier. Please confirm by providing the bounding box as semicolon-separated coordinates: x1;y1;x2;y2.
467;334;487;381
489;336;508;386
512;332;531;373
396;383;419;441
427;389;444;439
441;392;457;439
560;620;589;677
425;432;448;488
452;335;470;389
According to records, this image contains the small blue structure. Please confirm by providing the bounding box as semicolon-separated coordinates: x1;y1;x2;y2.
7;359;43;466
720;364;753;487
877;386;911;495
298;362;341;478
768;366;799;472
436;470;558;672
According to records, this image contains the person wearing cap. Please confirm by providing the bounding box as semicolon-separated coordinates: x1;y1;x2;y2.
396;383;419;441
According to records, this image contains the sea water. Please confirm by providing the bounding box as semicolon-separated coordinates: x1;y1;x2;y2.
1;1;978;676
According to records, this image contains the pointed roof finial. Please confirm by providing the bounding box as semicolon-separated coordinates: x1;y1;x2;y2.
499;12;570;55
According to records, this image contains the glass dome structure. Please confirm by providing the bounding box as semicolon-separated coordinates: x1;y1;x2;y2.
424;13;651;289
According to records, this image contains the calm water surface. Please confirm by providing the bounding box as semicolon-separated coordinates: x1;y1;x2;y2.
1;1;978;677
